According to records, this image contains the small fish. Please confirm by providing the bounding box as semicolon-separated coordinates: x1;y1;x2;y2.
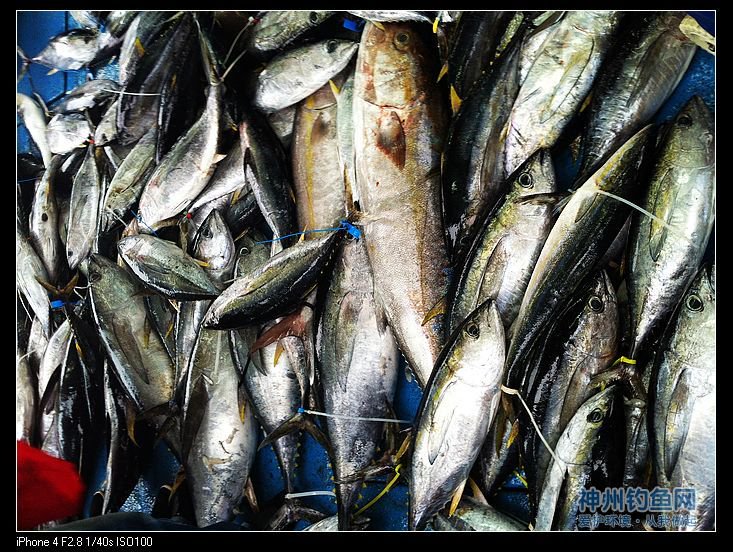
32;28;119;71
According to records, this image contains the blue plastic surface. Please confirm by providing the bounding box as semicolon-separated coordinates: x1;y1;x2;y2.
17;11;715;531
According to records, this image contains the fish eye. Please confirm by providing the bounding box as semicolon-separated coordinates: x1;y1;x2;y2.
518;172;533;188
587;408;604;423
464;322;480;339
41;213;48;222
686;293;703;312
67;250;74;257
326;40;338;54
239;246;250;256
395;32;410;45
309;11;319;24
677;114;693;127
588;295;604;313
89;271;101;283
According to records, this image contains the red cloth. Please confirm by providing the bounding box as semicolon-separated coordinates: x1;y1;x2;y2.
17;441;86;530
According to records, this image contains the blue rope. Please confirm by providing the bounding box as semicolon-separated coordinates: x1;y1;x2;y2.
255;220;361;244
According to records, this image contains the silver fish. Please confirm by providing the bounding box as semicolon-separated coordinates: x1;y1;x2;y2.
66;145;101;272
29;156;63;284
46;113;92;155
52;79;120;114
16;226;52;338
94;99;120;146
245;11;336;54
254;39;358;113
17;342;37;443
348;11;434;23
189;140;246;215
409;300;505;530
17;93;52;168
36;319;73;443
432;497;527;531
32;28;118;71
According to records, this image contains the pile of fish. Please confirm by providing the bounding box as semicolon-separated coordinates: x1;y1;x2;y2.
16;10;715;531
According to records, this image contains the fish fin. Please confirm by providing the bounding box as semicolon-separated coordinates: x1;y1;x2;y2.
328;79;341;98
244;477;260;514
648;169;677;262
448;479;467;517
506;418;520;448
34;276;61;297
427;382;458;464
152;414;179;449
142;313;151;348
568;132;583;162
193;258;210;267
272;340;286;366
517;191;570;207
230;186;243;206
578;91;593;114
450;85;462;114
265;500;327;530
126;407;139;447
437;61;449;83
38;366;61;415
529;10;565;36
212;153;227;164
372;21;385;31
590;363;645;400
250;311;308;355
258;412;333;460
422;295;446;326
46;68;59;76
467;477;488;505
663;369;692;481
376;111;406;169
679;14;715;55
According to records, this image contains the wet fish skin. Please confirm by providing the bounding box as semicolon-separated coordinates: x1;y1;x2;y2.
94;99;120;146
36;319;72;442
627;96;715;359
649;265;715;531
475;413;518;500
137;82;222;229
442;20;526;259
106;10;139;36
409;300;505;531
505;125;652;390
102;125;158;230
292;78;347;234
534;385;617;530
88;254;175;414
254;39;358;113
448;148;556;334
240;110;297;246
317;238;399;529
29;156;63;284
17;342;37;444
335;70;357;206
519;270;619;514
579;12;696;177
432;497;527;531
504;11;622;176
66;145;101;272
46;113;92;155
118;12;174;85
17;93;52;168
267;106;297;150
189;140;246;215
246;10;336;54
348;11;434;23
353;22;450;388
203;231;342;329
117;234;220;300
52;79;120;114
16;226;52;338
32;28;119;71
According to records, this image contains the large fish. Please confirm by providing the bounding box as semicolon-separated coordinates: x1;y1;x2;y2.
353;22;450;387
409;299;505;530
317;238;399;529
17;342;37;444
29;156;63;284
66;145;102;272
649;264;715;531
626;96;715;359
17;93;52;168
432;497;527;531
579;12;696;177
504;11;622;176
46;113;92;155
448;148;556;333
504;125;652;390
245;11;336;54
32;28;119;71
16;226;52;338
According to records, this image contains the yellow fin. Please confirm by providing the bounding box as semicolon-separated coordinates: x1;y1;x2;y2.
372;21;385;31
437;62;449;83
126;410;139;447
194;259;210;267
134;37;145;56
395;433;412;462
422;295;446;326
448;479;467;517
506;419;520;448
450;85;462;114
230;186;243;205
273;341;285;366
46;68;59;76
433;16;440;34
328;79;341;98
467;477;488;505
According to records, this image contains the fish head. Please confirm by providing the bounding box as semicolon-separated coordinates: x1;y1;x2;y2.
668;95;714;157
508;148;557;197
193;209;236;278
87;253;120;291
579;270;619;360
574;385;617;436
679;263;715;326
233;231;269;278
357;22;433;108
117;234;150;264
451;299;505;387
593;124;653;194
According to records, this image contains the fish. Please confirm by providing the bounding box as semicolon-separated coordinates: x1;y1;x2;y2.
17;93;52;168
303;514;369;531
475;412;519;500
94;99;120;146
32;28;120;71
105;11;139;36
46;113;92;155
316;237;399;529
516;11;566;85
409;299;505;530
292;77;348;234
117;12;176;85
29;155;64;284
69;11;100;29
447;148;557;334
518;270;619;515
579;12;696;177
102;125;158;230
203;231;342;329
626;96;715;359
347;11;434;23
253;39;358;113
27;315;50;376
189;141;246;216
432;497;527;531
136;80;222;229
240;110;297;247
649;264;715;531
504;125;652;390
88;254;175;415
17;342;37;444
504;11;622;176
441;19;527;259
51;79;120;114
66;145;102;272
335;70;357;206
353;22;450;388
36;319;72;442
245;11;336;54
267;106;297;149
534;385;618;530
117;234;220;300
16;225;52;338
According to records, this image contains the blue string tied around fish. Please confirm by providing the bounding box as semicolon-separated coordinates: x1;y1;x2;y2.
255;220;362;245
